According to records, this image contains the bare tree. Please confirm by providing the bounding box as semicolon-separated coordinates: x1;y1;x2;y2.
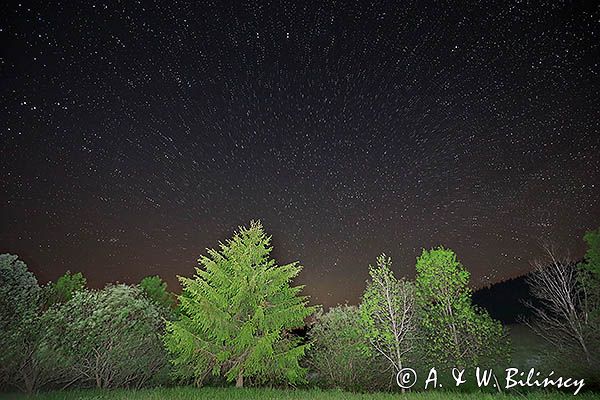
525;244;592;364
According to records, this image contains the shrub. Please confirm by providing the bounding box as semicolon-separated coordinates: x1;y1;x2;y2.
44;284;169;389
0;254;55;393
307;305;387;392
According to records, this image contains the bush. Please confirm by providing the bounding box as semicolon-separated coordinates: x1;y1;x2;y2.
307;305;388;392
0;254;55;393
44;284;170;389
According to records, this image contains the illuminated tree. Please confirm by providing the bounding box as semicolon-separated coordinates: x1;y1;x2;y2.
164;221;316;387
415;247;508;368
526;233;600;380
359;254;416;387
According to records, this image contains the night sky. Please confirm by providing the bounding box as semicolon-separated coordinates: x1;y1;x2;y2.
1;1;599;307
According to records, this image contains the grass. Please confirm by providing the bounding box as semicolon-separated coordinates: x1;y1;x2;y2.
508;324;551;370
1;386;598;400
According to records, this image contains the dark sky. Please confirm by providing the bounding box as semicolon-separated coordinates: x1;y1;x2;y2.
1;1;599;307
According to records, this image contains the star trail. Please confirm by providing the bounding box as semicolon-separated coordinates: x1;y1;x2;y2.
1;1;599;307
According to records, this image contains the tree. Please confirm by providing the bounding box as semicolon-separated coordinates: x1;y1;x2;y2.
525;238;599;382
578;227;600;321
43;270;86;307
0;254;40;330
359;254;416;389
415;247;508;368
308;305;384;391
164;221;316;388
0;254;53;393
525;245;593;362
139;275;177;312
580;227;600;276
45;284;169;389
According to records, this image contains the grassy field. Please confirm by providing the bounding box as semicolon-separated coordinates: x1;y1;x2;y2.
1;387;598;400
508;324;550;370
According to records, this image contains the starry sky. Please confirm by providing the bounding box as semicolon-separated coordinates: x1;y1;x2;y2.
1;1;599;307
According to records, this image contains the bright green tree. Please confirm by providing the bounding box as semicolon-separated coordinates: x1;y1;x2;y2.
577;227;600;375
139;275;177;312
44;270;86;306
164;221;316;387
581;227;600;276
415;247;508;368
359;254;416;386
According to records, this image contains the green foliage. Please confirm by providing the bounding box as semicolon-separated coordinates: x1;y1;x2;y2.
0;254;54;393
43;271;86;307
308;305;385;391
44;284;169;389
575;227;600;383
581;227;600;276
415;247;509;369
139;275;177;313
0;254;40;329
164;221;316;387
579;227;600;315
359;254;416;378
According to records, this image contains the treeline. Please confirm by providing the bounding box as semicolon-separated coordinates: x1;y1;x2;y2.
1;221;599;394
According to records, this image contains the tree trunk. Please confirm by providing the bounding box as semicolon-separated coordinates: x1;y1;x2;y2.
235;373;244;388
23;373;34;395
